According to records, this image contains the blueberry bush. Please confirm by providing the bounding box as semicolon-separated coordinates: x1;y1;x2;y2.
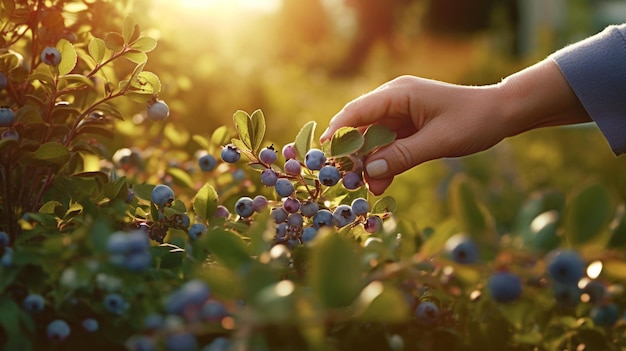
2;1;626;351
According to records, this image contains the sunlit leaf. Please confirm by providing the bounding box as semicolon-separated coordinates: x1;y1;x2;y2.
372;196;397;214
104;32;124;52
204;229;251;270
565;182;613;247
21;142;70;166
88;38;106;64
56;39;77;76
193;183;218;221
330;127;364;157
123;51;147;63
249;109;266;154
122;16;137;43
166;167;194;189
211;126;230;147
449;174;495;241
232;110;252;150
294;121;316;160
130;36;157;52
360;124;396;155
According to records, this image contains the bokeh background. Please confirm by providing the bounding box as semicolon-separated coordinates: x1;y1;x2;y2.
115;0;626;232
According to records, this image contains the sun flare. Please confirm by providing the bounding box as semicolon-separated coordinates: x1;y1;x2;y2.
175;0;281;13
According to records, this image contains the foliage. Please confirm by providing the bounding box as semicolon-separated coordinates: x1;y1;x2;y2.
1;1;626;351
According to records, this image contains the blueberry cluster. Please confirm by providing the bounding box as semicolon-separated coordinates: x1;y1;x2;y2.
107;230;152;272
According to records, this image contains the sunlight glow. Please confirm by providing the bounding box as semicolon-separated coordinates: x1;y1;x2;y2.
175;0;281;13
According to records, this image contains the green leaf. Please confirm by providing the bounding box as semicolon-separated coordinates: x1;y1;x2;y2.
565;182;613;247
21;142;70;166
607;205;626;248
88;38;106;64
330;127;364;157
130;36;157;52
294;121;316;160
166;167;194;189
353;282;409;323
0;52;22;72
211;126;230;147
360;124;396;155
0;295;34;351
309;232;363;308
249;109;266;154
193;183;218;222
204;229;251;270
232;110;252;150
449;174;495;241
129;70;160;94
372;196;397;214
123;51;147;64
122;16;137;43
56;39;77;76
104;32;124;52
192;134;211;151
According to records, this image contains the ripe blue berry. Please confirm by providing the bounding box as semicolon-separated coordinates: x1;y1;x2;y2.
350;198;370;216
590;303;620;327
333;204;356;227
165;332;197;351
313;209;333;228
188;223;207;240
82;318;99;332
552;283;581;308
252;195;268;212
0;72;7;90
0;231;9;247
364;215;383;233
107;230;151;271
275;178;294;197
487;272;522;303
301;226;317;242
445;234;479;264
300;200;319;217
23;293;45;314
214;205;230;218
284;159;302;176
235;197;255;218
260;169;278;186
165;279;211;315
305;148;326;170
1;129;18;141
283;197;300;214
271;207;289;223
547;250;585;286
342;171;364;190
0;107;16;127
47;319;70;341
276;223;289;240
259;145;277;165
198;154;217;171
146;99;169;120
1;247;13;267
221;144;241;163
414;301;439;326
287;213;304;227
282;142;297;159
201;300;229;322
582;280;606;304
104;293;128;315
151;184;174;207
41;46;61;66
318;165;341;186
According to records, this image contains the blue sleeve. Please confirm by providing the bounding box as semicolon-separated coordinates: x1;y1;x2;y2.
550;24;626;155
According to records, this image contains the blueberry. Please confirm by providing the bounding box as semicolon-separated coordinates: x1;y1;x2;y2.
129;335;157;351
252;195;268;212
198;154;217;171
0;231;9;247
284;158;302;176
188;223;207;240
364;215;383;233
203;337;231;351
552;282;581;308
271;207;289;223
590;303;620;327
333;204;356;227
214;205;230;218
41;46;61;66
178;213;191;228
0;72;7;90
282;197;300;214
165;279;211;315
1;129;18;141
275;178;294;197
147;99;169;120
221;144;240;163
0;107;16;127
547;250;585;286
23;293;45;313
104;293;128;315
414;301;439;326
305;148;326;170
342;171;364;190
582;280;606;304
107;231;151;272
313;209;333;228
151;184;175;207
487;272;522;303
445;234;479;264
300;201;319;217
166;332;197;351
235;196;255;218
350;198;370;216
260;169;278;186
275;223;289;240
301;226;317;242
200;300;229;322
81;318;99;332
47;319;70;341
287;213;304;227
1;247;14;267
232;169;245;181
282;142;297;160
259;145;277;165
318;165;341;186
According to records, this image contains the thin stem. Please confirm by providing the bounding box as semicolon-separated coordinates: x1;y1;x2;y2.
87;47;130;78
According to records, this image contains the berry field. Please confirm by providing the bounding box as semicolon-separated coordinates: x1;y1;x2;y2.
1;1;626;351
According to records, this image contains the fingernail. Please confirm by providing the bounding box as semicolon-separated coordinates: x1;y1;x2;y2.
366;159;388;178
